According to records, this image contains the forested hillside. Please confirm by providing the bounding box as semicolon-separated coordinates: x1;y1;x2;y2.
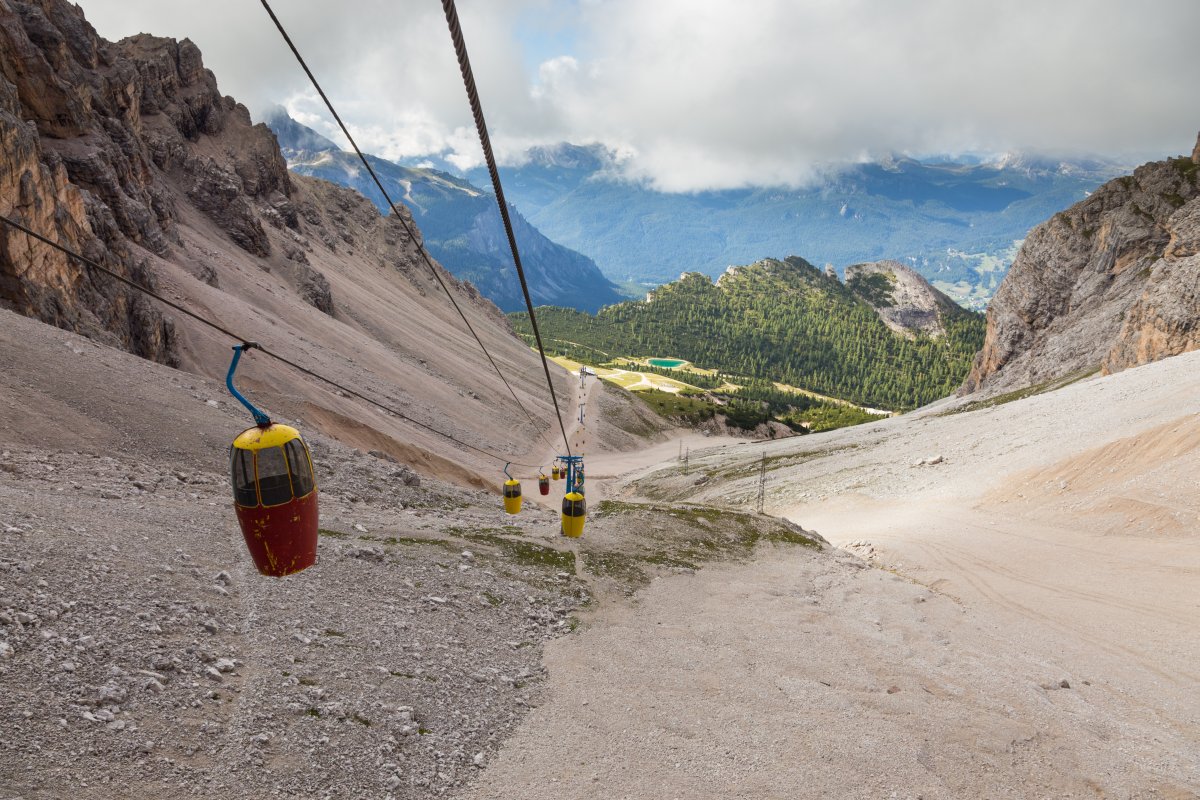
512;257;986;411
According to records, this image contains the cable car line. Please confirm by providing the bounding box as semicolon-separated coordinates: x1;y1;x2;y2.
5;217;246;343
441;0;573;459
0;214;542;469
258;0;556;454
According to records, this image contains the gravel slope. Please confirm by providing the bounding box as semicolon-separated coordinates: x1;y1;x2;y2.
4;307;1197;798
461;352;1200;798
0;309;812;798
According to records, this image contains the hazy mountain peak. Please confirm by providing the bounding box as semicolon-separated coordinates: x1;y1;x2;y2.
521;142;612;171
264;113;623;313
262;107;342;158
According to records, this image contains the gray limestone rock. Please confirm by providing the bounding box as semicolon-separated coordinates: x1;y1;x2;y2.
962;134;1200;395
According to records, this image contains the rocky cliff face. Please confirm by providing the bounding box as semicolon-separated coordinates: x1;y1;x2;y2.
0;0;173;360
0;0;582;481
962;136;1200;395
0;0;312;362
844;259;966;338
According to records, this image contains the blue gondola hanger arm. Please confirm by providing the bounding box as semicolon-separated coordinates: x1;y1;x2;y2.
226;343;272;427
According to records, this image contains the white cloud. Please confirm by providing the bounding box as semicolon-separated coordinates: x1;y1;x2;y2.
79;0;1200;192
531;55;579;100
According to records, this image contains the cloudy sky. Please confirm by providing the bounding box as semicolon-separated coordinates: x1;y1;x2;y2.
82;0;1200;191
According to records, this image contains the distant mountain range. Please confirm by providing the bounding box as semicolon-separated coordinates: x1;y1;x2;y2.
462;144;1130;309
266;112;624;313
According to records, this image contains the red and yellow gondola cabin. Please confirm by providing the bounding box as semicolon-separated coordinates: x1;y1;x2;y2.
229;423;319;576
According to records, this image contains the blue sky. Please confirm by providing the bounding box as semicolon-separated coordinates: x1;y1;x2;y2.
80;0;1200;191
513;2;581;75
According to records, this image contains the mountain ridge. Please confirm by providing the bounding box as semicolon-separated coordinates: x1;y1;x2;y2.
0;0;616;483
466;143;1128;308
267;111;624;314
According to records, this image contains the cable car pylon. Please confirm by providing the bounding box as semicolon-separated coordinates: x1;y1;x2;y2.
556;454;586;538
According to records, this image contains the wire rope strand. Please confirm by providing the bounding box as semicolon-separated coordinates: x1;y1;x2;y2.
0;214;541;469
257;0;556;455
440;0;573;458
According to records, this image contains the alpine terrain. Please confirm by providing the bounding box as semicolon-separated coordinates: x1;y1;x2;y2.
1;2;1197;799
512;256;985;412
963;138;1200;395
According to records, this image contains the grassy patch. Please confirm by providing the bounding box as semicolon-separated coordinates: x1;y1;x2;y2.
378;535;462;552
318;528;348;539
1169;156;1198;182
635;389;717;423
592;500;648;516
1163;192;1187;208
782;405;879;433
458;531;577;573
582;501;822;592
949;367;1100;414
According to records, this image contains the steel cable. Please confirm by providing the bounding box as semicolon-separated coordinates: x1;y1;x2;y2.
0;214;541;468
440;0;574;458
258;0;557;454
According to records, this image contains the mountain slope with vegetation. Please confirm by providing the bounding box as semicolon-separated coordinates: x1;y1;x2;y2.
267;112;624;313
512;257;985;411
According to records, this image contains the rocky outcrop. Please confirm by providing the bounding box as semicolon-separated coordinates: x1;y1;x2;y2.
962;136;1200;395
1104;172;1200;372
0;0;175;362
845;259;964;338
0;0;319;361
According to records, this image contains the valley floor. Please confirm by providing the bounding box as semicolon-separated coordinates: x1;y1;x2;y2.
460;353;1200;799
